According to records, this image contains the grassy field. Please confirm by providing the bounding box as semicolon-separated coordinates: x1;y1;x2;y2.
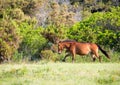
0;62;120;85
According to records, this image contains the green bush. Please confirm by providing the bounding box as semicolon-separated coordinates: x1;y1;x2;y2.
16;22;47;60
42;25;69;43
0;0;43;62
0;20;21;62
41;50;59;62
68;7;120;51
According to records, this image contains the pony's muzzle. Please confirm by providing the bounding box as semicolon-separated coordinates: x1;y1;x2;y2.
58;51;61;54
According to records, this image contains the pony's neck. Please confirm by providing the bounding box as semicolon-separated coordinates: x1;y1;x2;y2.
63;42;71;48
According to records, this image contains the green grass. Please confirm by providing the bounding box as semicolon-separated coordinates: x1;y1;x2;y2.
0;62;120;85
57;51;120;63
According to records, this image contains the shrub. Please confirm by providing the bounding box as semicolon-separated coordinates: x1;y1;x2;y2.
40;50;59;62
0;20;21;62
68;7;120;51
0;0;43;62
16;22;47;60
41;24;69;44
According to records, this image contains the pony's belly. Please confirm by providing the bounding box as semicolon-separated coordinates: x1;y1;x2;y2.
76;48;90;55
77;51;89;55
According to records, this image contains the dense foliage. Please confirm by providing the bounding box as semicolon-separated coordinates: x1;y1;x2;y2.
68;7;120;51
0;20;21;62
0;0;46;62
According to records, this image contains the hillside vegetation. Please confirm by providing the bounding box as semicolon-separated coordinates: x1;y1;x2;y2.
0;0;120;62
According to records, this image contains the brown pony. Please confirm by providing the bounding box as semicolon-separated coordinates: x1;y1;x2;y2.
58;40;110;62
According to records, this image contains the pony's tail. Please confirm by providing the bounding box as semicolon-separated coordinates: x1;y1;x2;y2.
97;45;110;59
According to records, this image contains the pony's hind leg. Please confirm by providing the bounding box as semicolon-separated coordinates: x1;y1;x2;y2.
62;53;71;62
92;48;101;62
91;54;96;62
94;52;101;62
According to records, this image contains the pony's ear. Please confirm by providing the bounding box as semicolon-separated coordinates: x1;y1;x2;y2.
57;39;64;44
57;39;62;43
59;41;62;43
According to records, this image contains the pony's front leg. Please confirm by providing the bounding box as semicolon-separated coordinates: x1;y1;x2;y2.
62;53;71;62
71;50;76;63
70;46;76;63
72;54;75;63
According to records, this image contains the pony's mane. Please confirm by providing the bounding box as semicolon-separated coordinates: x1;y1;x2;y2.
60;40;89;44
61;39;76;43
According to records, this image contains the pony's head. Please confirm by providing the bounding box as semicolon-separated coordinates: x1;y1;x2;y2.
58;39;76;54
58;41;64;54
